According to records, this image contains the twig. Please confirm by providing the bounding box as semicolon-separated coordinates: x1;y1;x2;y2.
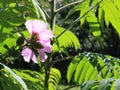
55;0;83;14
63;84;81;90
52;56;75;64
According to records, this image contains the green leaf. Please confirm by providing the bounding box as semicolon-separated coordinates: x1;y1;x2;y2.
67;55;80;83
74;57;88;84
13;69;40;82
86;13;101;36
53;25;80;53
0;63;28;90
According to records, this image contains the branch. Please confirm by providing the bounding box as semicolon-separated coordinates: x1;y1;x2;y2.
56;0;103;39
55;0;83;14
52;56;75;64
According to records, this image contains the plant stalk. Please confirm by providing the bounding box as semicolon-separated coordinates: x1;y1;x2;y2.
44;0;56;89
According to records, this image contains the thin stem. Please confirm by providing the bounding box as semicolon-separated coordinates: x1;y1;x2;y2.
44;53;52;90
56;0;103;39
55;0;83;14
63;84;81;90
50;0;56;31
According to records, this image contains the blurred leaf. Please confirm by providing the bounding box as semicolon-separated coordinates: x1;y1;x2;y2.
0;63;28;90
81;80;96;90
114;79;120;90
98;78;113;90
31;0;46;21
0;74;22;90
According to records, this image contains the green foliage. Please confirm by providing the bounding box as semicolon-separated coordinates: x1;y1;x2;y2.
53;25;80;53
0;65;61;90
0;62;28;90
67;52;120;89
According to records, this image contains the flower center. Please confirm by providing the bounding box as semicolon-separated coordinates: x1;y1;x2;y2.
28;31;44;49
32;31;40;41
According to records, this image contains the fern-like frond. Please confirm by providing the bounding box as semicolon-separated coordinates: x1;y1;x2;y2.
52;25;80;53
67;52;120;89
49;68;61;90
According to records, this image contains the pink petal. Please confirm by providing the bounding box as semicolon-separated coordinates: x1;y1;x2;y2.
31;53;37;63
40;41;52;53
33;20;47;33
25;20;33;34
25;20;47;34
39;30;54;41
22;47;32;63
38;50;47;62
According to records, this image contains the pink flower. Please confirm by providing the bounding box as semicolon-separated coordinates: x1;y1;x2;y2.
22;20;54;63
